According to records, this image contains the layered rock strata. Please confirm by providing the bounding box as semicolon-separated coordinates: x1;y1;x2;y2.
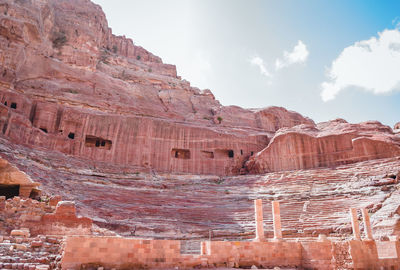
1;138;399;240
247;119;400;173
0;0;320;175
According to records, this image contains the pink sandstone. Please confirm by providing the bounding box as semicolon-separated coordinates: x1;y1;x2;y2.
246;119;400;173
0;0;399;268
2;0;397;178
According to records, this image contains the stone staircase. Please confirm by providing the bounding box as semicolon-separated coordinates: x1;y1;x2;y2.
0;230;63;270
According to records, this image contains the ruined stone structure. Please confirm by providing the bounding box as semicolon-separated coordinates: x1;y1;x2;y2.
0;0;400;268
59;201;400;269
0;158;40;198
0;196;93;237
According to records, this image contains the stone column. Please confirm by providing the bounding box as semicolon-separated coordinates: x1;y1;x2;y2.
350;208;361;240
361;208;373;240
272;201;283;241
254;199;265;241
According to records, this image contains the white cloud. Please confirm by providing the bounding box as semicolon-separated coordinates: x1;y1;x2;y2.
321;28;400;102
393;17;400;28
250;56;272;77
275;40;309;70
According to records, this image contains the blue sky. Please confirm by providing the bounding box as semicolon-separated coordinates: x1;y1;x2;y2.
92;0;400;127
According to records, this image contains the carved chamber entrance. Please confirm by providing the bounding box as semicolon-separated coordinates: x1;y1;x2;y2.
0;184;20;199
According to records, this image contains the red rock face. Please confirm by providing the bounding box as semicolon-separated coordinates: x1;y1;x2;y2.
246;120;400;173
1;139;400;239
0;0;315;176
395;122;400;131
0;0;398;179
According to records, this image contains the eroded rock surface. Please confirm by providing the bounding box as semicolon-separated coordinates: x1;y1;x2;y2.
0;0;399;248
246;119;400;173
0;0;316;176
0;0;398;177
1;139;399;240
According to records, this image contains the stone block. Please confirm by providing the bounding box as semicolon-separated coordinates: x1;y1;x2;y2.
49;196;62;207
15;244;27;250
55;201;76;216
10;230;30;238
30;241;43;248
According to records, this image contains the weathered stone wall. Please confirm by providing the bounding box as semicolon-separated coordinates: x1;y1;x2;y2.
349;240;400;269
0;196;92;236
204;240;302;268
301;241;334;270
61;236;400;269
61;237;202;269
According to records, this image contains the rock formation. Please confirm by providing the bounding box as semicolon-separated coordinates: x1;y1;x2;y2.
0;0;398;228
0;0;398;231
0;0;320;176
0;0;398;176
0;0;400;268
395;122;400;133
246;119;400;173
3;0;396;177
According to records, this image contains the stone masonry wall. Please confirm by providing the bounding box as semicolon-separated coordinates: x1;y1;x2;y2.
60;236;400;270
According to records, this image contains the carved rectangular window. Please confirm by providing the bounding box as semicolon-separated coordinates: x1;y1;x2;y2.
85;135;112;150
215;149;234;158
171;148;190;159
0;184;20;199
201;151;214;159
10;102;17;109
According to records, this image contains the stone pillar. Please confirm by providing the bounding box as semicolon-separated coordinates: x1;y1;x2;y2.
361;208;373;240
272;201;283;241
254;199;265;241
350;208;361;240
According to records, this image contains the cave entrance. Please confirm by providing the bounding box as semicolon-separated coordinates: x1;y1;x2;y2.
0;184;20;199
85;135;112;150
171;148;191;159
215;149;234;159
201;150;214;159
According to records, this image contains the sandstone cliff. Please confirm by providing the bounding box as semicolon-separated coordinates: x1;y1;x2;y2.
0;0;398;178
0;0;399;242
246;119;400;173
0;0;316;176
